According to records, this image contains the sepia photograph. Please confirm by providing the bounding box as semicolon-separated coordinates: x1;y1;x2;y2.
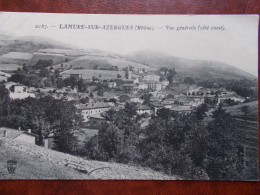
0;12;258;180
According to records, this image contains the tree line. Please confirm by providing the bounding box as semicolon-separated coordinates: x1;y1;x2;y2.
0;86;83;154
82;102;246;180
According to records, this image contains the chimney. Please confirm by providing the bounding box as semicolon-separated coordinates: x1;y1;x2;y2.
3;130;7;137
28;129;31;134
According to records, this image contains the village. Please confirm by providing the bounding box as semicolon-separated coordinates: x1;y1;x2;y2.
0;62;247;149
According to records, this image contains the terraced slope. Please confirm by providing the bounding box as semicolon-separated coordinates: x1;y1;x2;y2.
226;101;259;180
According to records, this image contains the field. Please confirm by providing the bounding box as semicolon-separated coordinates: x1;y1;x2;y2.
62;69;127;80
0;64;21;71
226;101;259;180
67;55;152;70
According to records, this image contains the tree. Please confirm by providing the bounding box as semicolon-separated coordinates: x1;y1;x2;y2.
205;105;245;180
194;103;208;120
97;89;104;96
166;68;176;84
64;77;77;89
80;97;89;104
51;100;82;154
124;102;137;118
140;93;152;105
54;69;60;78
184;77;195;84
8;74;26;84
156;107;172;121
35;59;53;69
77;79;87;92
22;63;28;73
90;92;94;99
241;105;249;116
56;78;65;89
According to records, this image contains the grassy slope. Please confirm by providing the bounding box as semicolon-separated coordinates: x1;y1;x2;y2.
0;144;92;179
225;101;259;180
0;138;178;180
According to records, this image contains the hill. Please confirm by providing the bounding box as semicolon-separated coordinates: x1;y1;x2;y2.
0;34;74;71
0;34;152;71
126;50;256;80
0;138;179;180
225;101;259;180
66;55;152;70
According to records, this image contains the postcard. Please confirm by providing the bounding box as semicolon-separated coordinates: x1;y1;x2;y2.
0;12;258;180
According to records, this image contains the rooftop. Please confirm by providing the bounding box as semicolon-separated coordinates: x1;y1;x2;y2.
170;106;192;112
150;102;164;107
89;113;106;120
86;102;112;109
0;127;37;139
138;104;152;110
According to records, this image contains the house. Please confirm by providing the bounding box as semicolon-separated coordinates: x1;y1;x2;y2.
43;132;54;149
217;93;245;105
149;102;164;115
0;127;37;144
174;97;194;106
150;91;166;100
137;83;148;90
77;102;112;122
170;105;192;114
118;94;143;104
125;68;132;80
89;113;107;129
121;84;137;93
161;101;173;109
146;82;162;91
61;69;126;81
137;104;153;115
108;82;117;89
142;75;160;82
4;82;35;99
161;80;169;89
43;137;54;149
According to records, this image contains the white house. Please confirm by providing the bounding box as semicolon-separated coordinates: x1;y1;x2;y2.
4;82;35;99
108;82;117;88
77;102;112;122
142;75;160;82
146;82;162;91
137;104;153;115
137;83;148;90
161;80;169;89
0;127;37;145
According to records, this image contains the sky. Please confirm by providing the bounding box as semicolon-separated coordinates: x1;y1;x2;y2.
0;12;258;76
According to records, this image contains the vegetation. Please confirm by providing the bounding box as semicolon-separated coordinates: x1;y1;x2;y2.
0;87;83;154
198;78;257;99
83;102;247;180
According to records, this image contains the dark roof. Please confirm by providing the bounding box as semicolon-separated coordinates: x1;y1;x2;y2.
150;102;163;107
138;105;151;110
89;113;106;120
76;102;112;110
170;106;192;112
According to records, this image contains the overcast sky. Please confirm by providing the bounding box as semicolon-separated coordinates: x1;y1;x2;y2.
0;12;258;76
